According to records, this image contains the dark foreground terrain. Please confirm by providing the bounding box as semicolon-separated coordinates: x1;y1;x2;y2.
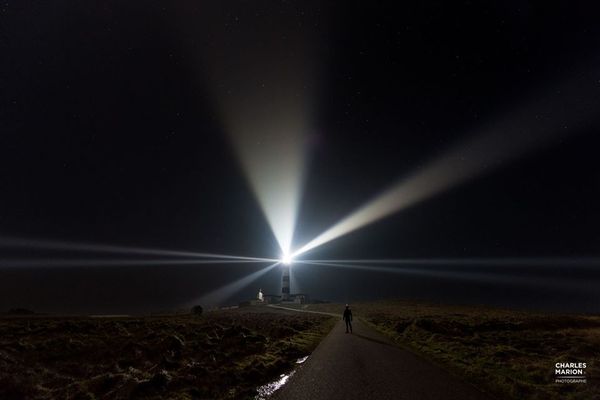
0;308;334;399
295;301;600;400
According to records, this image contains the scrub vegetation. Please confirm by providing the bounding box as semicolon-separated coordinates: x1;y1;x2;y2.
300;300;600;400
0;307;334;399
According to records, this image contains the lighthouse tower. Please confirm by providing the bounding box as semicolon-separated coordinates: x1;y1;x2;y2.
281;264;290;301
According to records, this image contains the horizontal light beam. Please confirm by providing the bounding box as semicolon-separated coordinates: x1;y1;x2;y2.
0;258;274;269
295;260;598;291
0;236;275;262
302;257;600;269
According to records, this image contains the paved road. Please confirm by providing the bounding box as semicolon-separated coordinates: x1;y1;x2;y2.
271;311;492;400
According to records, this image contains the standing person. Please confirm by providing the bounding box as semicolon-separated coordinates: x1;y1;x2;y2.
343;304;353;333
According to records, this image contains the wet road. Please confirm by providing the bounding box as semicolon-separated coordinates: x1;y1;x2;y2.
271;310;492;400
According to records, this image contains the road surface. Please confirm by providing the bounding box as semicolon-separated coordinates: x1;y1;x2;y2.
270;307;492;400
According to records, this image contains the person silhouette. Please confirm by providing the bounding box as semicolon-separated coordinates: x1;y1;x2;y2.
343;304;353;333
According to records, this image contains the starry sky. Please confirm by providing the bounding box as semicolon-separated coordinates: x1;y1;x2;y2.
1;1;600;313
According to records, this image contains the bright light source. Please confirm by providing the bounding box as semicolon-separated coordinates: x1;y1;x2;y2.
281;253;293;265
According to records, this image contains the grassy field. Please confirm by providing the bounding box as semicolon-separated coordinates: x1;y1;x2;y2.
0;307;335;399
300;301;600;400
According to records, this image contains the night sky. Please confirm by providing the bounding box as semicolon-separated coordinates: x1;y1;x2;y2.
1;1;599;313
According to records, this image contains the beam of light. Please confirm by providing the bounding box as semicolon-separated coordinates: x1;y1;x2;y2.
195;262;280;307
193;7;320;256
0;236;276;262
295;260;599;291
224;117;307;257
301;257;600;269
0;258;273;269
293;72;600;258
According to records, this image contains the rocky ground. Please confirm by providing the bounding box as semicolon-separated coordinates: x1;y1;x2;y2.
0;307;334;399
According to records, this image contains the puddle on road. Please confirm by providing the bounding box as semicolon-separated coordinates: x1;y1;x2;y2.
255;371;296;399
255;356;308;399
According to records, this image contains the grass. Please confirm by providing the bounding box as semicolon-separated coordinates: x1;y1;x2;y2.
300;300;600;400
0;307;335;399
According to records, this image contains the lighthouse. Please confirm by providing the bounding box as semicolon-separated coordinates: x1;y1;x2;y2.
280;253;292;302
281;263;290;301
